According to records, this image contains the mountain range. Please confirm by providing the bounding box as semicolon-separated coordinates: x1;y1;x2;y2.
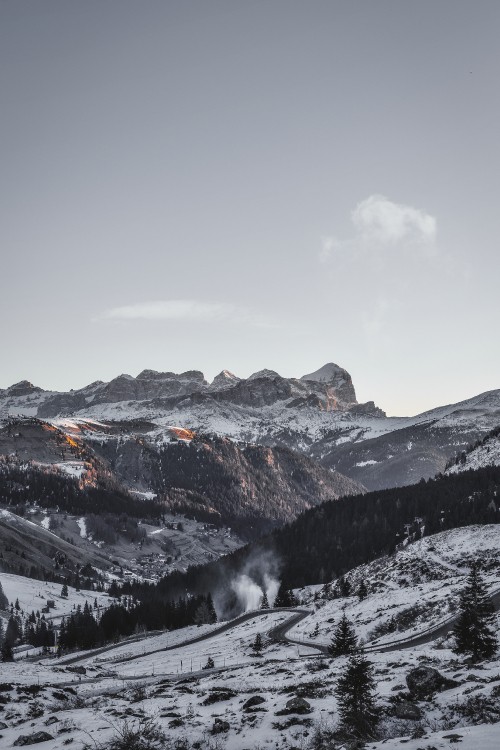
2;362;499;490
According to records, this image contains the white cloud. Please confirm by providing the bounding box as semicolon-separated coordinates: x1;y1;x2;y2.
320;194;437;262
351;194;437;245
99;299;275;327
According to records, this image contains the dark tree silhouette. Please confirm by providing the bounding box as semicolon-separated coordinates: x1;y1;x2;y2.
273;581;292;607
252;632;263;654
203;656;215;670
328;611;358;656
358;580;368;601
453;562;498;661
335;653;379;738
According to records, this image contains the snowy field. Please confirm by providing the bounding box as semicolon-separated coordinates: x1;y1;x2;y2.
0;573;110;626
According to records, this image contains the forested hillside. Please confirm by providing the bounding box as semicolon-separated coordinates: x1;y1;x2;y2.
121;465;500;610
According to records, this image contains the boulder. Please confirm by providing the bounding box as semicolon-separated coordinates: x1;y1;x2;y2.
406;667;459;699
285;697;312;714
242;695;266;710
393;701;422;720
211;718;230;735
14;732;54;746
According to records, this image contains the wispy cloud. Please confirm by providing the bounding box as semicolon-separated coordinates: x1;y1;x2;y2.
98;299;276;328
320;194;437;262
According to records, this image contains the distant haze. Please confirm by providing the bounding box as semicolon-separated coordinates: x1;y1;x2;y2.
1;1;499;416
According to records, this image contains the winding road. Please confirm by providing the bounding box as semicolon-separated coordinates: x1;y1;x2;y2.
55;586;500;677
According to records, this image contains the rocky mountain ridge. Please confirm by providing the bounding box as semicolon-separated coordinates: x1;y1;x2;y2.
1;363;499;490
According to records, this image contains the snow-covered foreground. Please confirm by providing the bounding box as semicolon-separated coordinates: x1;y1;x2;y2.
0;525;498;749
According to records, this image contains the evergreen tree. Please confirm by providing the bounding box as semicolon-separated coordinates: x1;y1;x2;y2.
61;583;68;598
203;656;215;670
252;632;263;654
328;611;358;656
0;580;8;610
274;581;292;607
260;590;270;609
1;615;21;661
206;593;217;623
335;653;378;738
358;580;368;601
339;577;351;597
453;562;498;661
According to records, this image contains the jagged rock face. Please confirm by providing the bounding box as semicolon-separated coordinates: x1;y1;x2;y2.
211;370;241;390
348;401;385;418
32;363;360;417
212;374;300;408
37;370;209;416
6;380;44;397
300;362;356;405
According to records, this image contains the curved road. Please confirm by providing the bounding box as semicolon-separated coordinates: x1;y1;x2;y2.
56;586;500;673
60;607;301;666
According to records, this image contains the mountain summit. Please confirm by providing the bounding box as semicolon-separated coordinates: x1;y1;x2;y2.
300;362;356;403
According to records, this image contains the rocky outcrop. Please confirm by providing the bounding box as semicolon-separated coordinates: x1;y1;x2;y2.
14;732;54;746
406;667;459;699
6;380;44;397
301;362;357;404
393;701;422;720
283;697;312;714
211;719;230;734
211;370;241;390
242;695;266;712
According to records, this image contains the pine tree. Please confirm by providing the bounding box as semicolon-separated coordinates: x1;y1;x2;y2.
0;580;8;610
358;580;368;601
453;562;498;661
335;653;378;738
1;615;21;661
203;656;215;670
260;590;270;609
339;577;351;597
328;611;358;656
206;593;217;623
61;583;68;598
252;632;263;654
274;581;292;607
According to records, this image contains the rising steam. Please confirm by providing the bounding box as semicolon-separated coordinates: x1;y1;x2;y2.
227;548;281;614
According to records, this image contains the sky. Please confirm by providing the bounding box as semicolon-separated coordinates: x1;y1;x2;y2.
1;1;499;416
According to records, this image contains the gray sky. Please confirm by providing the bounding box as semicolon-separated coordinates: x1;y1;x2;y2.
1;1;499;416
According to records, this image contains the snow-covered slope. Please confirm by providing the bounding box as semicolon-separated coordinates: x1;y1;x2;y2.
0;525;499;749
292;525;500;647
446;428;500;474
0;572;110;626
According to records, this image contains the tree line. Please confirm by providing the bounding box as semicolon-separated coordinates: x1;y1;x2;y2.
114;465;500;608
